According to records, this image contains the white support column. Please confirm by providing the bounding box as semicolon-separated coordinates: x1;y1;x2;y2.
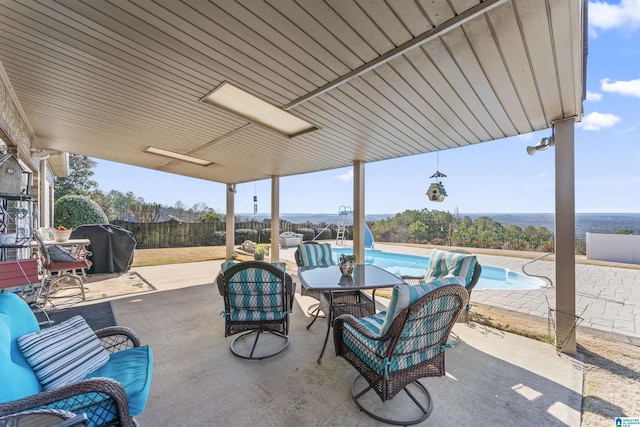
225;184;236;261
353;161;365;264
554;118;577;355
270;176;280;262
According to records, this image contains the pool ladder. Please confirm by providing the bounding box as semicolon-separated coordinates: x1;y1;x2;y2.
522;253;554;287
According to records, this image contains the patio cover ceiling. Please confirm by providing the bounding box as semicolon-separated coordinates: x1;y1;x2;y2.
0;0;585;184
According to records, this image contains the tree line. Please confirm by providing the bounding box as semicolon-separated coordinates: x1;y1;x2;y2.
371;209;557;252
55;154;221;223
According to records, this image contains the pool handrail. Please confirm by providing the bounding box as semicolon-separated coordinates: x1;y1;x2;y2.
522;252;555;287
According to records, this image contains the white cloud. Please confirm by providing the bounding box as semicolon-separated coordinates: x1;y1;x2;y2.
586;91;603;101
589;0;640;33
601;78;640;98
337;170;353;182
578;112;622;130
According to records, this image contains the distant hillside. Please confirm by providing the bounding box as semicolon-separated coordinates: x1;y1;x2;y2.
236;212;639;239
236;213;393;225
462;213;640;238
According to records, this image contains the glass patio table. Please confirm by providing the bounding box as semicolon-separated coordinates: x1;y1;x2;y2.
297;264;407;364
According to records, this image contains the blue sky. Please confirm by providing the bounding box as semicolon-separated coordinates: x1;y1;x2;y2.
92;0;640;215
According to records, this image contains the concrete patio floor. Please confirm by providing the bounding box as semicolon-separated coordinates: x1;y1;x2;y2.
115;255;584;426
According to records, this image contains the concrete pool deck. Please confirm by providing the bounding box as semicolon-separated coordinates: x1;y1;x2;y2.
126;246;588;426
132;241;640;343
330;242;640;344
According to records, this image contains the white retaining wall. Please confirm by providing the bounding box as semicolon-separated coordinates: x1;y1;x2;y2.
586;232;640;264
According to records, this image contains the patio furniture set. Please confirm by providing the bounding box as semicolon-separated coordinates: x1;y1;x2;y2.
216;243;480;425
0;239;478;425
0;292;153;426
0;227;153;426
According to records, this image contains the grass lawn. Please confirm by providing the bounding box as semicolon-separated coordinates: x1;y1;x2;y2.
131;246;229;267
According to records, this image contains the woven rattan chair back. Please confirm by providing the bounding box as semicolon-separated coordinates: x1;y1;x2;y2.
217;261;293;360
334;284;469;425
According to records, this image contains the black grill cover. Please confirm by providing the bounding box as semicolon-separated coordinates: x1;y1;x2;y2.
71;224;136;274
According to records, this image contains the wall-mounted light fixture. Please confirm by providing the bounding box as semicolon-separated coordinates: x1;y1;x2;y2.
31;148;50;160
526;136;555;155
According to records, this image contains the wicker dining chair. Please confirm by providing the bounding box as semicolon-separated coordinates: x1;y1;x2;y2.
216;261;295;360
334;280;469;425
294;242;373;330
402;248;481;323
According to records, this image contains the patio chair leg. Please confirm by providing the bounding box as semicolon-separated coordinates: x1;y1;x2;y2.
230;330;289;360
47;273;87;301
317;322;331;364
350;375;433;425
306;304;323;329
306;302;326;319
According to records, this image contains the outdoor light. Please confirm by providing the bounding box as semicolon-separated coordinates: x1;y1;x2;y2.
201;82;317;138
526;136;555;156
144;146;212;166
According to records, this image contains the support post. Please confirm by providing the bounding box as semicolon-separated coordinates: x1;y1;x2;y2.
270;176;280;262
554;118;577;355
226;184;235;261
353;161;365;264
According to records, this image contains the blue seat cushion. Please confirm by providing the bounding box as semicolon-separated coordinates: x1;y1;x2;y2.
0;293;43;403
86;345;153;416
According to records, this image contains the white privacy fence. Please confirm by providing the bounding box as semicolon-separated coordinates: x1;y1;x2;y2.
586;233;640;264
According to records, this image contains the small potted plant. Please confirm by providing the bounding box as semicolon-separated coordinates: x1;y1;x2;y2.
254;244;269;261
338;254;356;276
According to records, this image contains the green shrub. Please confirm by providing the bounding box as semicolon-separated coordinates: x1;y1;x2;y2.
259;228;272;243
54;195;108;228
315;228;333;240
234;228;257;245
296;227;315;241
206;231;226;246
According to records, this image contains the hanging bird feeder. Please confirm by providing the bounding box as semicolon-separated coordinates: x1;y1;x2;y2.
426;154;447;202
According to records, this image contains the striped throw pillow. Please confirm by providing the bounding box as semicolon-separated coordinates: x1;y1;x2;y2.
17;316;110;391
425;249;477;287
379;276;465;336
296;243;335;267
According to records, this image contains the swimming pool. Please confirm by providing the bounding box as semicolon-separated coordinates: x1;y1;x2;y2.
332;248;546;291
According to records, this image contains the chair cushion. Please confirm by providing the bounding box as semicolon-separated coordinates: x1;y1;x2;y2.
425;249;477;286
0;293;43;403
47;245;78;262
342;283;466;376
227;267;287;317
86;345;153;417
17;316;110;391
296;243;335;266
379;277;465;336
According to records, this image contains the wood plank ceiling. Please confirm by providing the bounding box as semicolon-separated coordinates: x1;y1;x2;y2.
0;0;585;184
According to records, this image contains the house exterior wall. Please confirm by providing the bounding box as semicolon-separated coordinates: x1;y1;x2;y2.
0;59;54;228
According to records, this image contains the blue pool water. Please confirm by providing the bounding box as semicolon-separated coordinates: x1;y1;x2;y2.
332;248;546;291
